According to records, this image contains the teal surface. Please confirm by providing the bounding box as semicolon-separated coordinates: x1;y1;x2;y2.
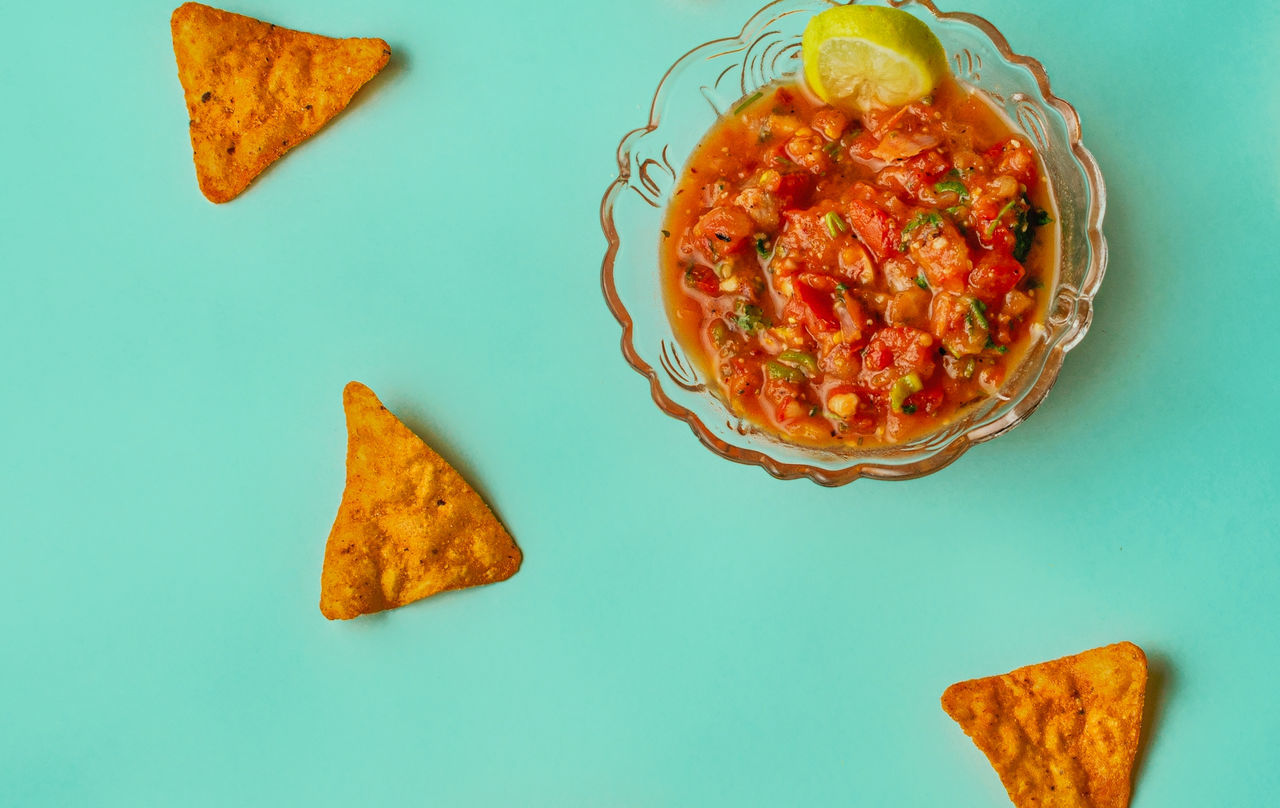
2;0;1277;804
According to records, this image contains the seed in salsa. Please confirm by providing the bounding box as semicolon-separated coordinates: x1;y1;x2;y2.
661;78;1055;446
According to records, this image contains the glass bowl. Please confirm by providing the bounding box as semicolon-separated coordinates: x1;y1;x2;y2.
600;0;1107;484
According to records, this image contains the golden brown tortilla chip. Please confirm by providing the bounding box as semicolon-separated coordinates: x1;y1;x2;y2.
942;642;1147;808
320;382;522;620
170;2;389;203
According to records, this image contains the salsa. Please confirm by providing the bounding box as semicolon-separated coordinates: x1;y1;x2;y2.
661;77;1055;446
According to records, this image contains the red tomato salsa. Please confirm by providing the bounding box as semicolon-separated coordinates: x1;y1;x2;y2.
661;78;1055;446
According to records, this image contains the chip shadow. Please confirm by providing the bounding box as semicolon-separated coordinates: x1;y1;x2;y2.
1132;649;1171;796
341;43;408;118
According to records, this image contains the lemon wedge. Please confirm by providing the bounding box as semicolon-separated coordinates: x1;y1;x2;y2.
802;5;948;112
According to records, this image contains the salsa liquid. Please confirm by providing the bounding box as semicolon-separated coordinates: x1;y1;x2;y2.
661;78;1056;447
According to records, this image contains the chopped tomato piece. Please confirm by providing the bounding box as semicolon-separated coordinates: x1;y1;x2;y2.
930;292;988;357
968;251;1025;301
689;205;755;260
875;165;932;200
846;129;882;161
810;108;848;141
683;265;720;297
724;354;762;400
906;149;949;178
909;385;945;415
776;203;843;270
843;200;900;261
784;130;833;174
861;326;937;383
987;225;1016;255
885;287;930;327
795;280;839;331
734;187;781;229
773;172;813;209
820;344;862;381
986;138;1038;188
910;221;972;292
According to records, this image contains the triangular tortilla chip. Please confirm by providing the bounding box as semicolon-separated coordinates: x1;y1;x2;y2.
942;642;1147;808
320;382;522;620
170;2;389;203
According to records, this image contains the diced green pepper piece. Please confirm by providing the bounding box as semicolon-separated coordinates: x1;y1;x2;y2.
778;349;819;376
766;360;806;384
889;372;924;413
710;320;729;347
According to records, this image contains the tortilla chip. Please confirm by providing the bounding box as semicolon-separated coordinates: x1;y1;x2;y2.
170;2;390;203
319;382;522;620
942;642;1147;808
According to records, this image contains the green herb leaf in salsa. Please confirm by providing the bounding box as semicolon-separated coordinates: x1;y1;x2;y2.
986;198;1019;238
900;211;943;250
1012;201;1054;262
733;91;764;116
824;210;847;238
933;179;969;203
733;302;765;334
969;299;990;332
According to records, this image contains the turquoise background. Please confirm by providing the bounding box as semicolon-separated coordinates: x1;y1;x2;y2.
2;0;1277;804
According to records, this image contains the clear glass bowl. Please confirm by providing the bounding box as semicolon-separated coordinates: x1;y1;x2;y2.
600;0;1107;484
